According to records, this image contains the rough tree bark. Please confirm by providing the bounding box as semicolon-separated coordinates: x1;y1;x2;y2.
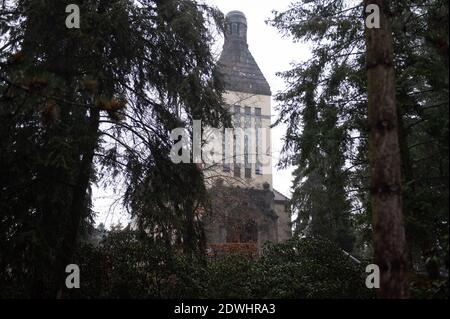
364;0;409;298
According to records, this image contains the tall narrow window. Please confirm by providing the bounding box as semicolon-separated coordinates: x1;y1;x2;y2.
255;107;262;175
232;23;238;35
222;105;232;172
244;107;251;179
222;126;230;173
241;219;258;243
233;106;241;177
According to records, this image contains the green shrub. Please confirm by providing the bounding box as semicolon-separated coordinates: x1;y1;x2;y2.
69;232;374;299
256;237;373;298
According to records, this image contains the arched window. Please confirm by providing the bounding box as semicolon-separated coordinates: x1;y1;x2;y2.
226;219;258;243
238;24;246;38
226;24;232;37
226;222;241;243
232;23;238;36
240;219;258;243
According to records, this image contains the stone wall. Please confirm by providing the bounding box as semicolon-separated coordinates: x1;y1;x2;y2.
205;184;285;253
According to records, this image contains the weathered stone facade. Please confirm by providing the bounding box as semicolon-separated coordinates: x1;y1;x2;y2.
205;182;291;255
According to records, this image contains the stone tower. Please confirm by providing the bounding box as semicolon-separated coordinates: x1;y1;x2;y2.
216;10;273;189
204;11;291;256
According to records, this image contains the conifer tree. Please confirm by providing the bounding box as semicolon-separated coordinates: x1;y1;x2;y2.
271;0;448;296
0;0;228;297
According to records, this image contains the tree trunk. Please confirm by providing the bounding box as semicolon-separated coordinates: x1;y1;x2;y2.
364;0;409;298
55;108;100;298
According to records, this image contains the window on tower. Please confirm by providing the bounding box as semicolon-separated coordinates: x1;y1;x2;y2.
222;126;231;173
255;107;262;175
244;107;252;179
232;23;238;35
233;106;241;178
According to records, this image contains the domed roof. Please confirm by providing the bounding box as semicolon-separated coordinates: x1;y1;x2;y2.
226;10;247;24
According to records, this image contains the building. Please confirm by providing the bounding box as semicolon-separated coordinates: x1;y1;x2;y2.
204;11;291;257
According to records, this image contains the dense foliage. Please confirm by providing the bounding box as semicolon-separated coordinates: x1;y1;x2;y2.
0;0;228;297
271;0;448;293
64;230;370;299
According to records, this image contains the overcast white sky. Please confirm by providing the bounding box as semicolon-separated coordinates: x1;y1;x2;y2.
94;0;311;227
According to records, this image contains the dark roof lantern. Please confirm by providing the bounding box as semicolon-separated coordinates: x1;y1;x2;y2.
225;10;248;43
218;11;271;96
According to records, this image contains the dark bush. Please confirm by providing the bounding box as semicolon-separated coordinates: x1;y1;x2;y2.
68;231;373;299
